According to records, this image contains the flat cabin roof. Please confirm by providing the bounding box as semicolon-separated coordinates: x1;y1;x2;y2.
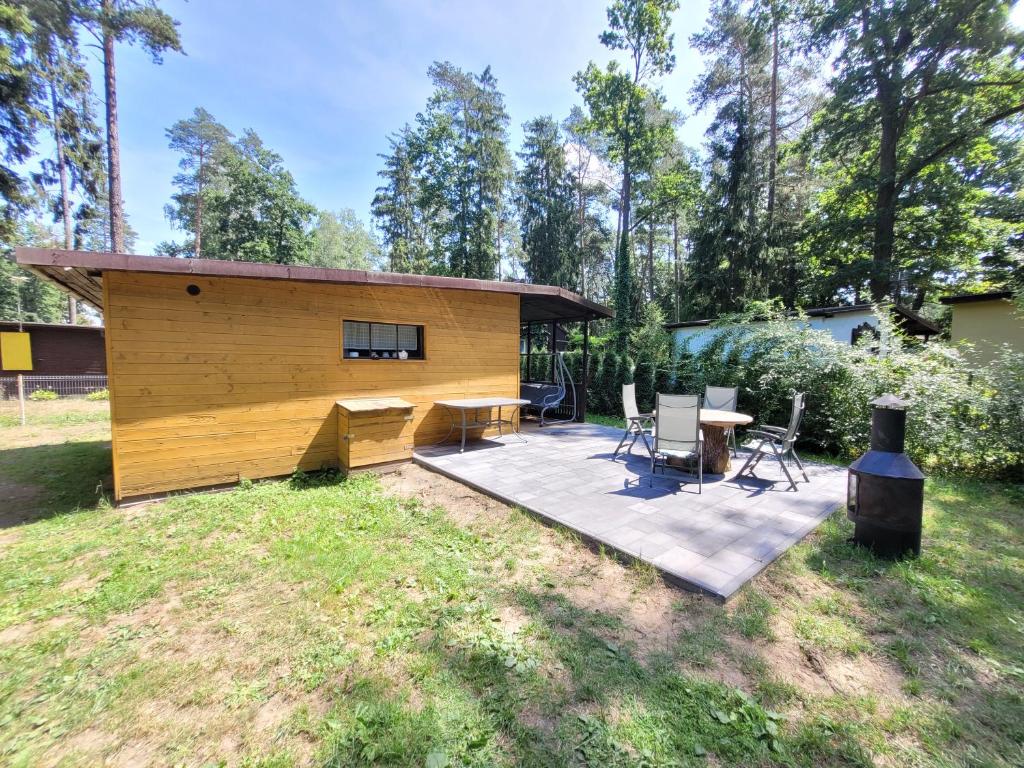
0;321;103;333
14;248;613;323
939;290;1014;305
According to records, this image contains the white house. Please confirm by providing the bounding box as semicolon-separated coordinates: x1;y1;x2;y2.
665;304;939;354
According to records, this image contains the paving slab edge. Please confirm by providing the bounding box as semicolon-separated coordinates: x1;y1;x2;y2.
414;452;742;602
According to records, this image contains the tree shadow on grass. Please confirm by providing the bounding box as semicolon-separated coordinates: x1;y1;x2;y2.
0;440;111;527
797;493;1024;766
316;585;877;767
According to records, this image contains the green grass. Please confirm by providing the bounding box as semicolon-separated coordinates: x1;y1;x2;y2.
0;413;1022;766
0;400;111;428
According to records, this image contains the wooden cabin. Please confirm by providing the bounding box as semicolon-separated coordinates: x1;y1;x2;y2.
16;248;610;502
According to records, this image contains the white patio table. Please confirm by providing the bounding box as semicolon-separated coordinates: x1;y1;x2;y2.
434;397;531;453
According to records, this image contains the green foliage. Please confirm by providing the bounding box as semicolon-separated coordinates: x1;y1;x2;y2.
2;221;68;323
680;318;1023;478
807;0;1024;302
0;2;39;240
516;116;580;290
575;0;680;345
373;62;512;279
199;130;316;264
163;106;233;257
85;388;108;401
308;208;381;269
28;389;58;401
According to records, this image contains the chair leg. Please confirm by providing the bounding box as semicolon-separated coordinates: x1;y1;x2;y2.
728;428;737;457
698;445;703;494
772;443;798;491
791;449;810;482
613;427;632;458
637;429;653;457
737;442;763;477
736;451;756;477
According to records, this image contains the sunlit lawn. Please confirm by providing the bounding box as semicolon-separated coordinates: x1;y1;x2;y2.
0;402;1020;766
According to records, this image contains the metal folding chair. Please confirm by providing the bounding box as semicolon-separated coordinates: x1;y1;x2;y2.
613;383;654;458
650;393;704;493
736;392;810;491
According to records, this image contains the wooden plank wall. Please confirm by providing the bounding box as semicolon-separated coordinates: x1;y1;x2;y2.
103;271;520;500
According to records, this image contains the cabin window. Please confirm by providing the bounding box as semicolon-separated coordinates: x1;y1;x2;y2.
343;321;424;360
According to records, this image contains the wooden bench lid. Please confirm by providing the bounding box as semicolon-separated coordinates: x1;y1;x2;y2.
336;397;416;413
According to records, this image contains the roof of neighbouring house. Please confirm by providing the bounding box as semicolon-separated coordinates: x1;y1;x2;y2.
939;290;1015;305
0;321;103;333
14;248;613;323
664;303;941;337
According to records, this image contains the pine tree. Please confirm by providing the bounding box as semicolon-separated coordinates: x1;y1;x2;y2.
516;116;579;289
164;107;233;257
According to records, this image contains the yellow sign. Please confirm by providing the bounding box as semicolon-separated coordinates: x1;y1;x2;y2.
0;332;33;371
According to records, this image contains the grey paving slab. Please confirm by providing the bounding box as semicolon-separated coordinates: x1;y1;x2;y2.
414;422;846;600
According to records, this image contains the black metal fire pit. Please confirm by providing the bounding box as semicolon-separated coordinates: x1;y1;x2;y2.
847;394;925;557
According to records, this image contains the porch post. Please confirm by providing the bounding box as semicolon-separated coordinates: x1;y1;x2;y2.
525;322;532;382
578;315;590;423
549;320;556;383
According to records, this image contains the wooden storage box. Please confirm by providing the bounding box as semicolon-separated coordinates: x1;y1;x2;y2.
336;397;416;471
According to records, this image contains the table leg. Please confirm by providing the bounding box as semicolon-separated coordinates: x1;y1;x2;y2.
497;405;503;436
702;425;731;474
460;408;468;453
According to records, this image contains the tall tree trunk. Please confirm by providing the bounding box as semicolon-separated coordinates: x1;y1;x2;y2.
578;162;587;296
50;75;76;323
872;103;899;302
767;5;779;230
614;149;633;347
102;0;125;253
672;212;680;323
194;144;203;258
647;218;655;301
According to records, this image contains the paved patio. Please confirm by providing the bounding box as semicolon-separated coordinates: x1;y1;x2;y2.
415;421;847;601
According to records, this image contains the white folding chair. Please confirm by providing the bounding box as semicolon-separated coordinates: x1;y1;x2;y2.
613;383;654;458
650;393;704;493
704;385;739;456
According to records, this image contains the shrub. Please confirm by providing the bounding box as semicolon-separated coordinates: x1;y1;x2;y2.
28;389;58;401
85;388;109;401
583;312;1023;480
566;306;1019;479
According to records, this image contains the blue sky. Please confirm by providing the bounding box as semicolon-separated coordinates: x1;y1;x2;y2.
96;0;713;254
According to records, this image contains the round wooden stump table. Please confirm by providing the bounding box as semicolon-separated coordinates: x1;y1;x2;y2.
663;408;753;475
699;409;753;473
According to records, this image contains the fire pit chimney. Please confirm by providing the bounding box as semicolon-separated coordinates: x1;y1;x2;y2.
847;394;925;557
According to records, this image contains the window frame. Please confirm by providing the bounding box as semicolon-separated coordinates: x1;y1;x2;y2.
342;320;425;360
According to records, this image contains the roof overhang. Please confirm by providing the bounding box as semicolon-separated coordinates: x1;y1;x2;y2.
15;248;613;323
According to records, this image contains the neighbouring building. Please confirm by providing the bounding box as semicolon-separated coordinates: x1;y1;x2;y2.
16;247;610;502
0;321;106;375
939;290;1023;364
665;304;939;354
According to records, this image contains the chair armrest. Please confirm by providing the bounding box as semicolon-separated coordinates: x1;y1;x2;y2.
759;425;787;434
637;412;654;420
747;429;783;442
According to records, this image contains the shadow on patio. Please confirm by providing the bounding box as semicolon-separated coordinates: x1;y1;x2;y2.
415;422;847;601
